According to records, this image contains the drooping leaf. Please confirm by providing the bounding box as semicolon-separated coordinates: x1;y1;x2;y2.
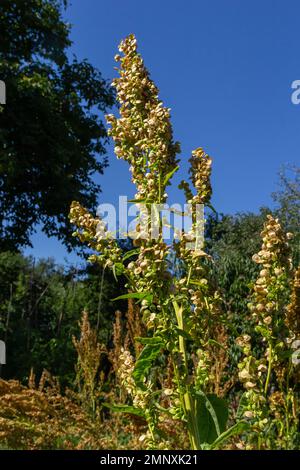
122;249;140;261
115;262;125;275
112;262;124;281
206;202;218;214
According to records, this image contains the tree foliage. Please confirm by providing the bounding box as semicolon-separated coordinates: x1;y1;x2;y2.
0;0;114;250
0;251;125;385
272;165;300;265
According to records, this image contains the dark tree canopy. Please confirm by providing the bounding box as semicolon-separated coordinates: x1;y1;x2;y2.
272;165;300;265
0;0;115;250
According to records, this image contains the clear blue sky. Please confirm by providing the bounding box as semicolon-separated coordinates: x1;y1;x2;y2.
25;0;300;264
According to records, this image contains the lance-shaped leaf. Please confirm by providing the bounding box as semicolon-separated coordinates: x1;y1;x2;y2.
122;248;140;261
163;165;179;187
135;336;164;345
209;421;249;450
112;292;153;302
103;403;145;419
195;392;229;444
133;339;164;389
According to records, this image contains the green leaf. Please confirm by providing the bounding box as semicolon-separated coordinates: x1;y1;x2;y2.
127;198;149;204
206;339;227;351
206;202;218;214
103;403;145;418
133;341;163;389
122;249;140;261
116;263;125;274
135;336;164;345
195;392;229;444
163;166;179;187
189;279;209;289
210;421;249;450
174;327;193;341
112;262;124;281
112;265;118;282
236;392;249;420
112;292;153;302
255;324;271;338
199;443;211;450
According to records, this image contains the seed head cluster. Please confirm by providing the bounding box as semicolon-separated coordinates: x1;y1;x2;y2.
106;34;180;203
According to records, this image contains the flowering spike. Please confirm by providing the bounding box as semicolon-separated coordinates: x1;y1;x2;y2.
106;34;180;203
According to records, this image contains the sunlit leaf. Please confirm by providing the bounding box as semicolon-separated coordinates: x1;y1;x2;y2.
210;421;249;450
133;341;164;389
103;403;145;418
163;166;179;187
112;292;153;302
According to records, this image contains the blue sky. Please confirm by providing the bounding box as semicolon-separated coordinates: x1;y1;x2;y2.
25;0;300;263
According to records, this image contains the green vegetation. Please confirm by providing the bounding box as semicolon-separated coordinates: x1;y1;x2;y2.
0;2;299;451
0;0;114;250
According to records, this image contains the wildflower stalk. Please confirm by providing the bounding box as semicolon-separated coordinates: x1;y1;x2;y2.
70;34;237;450
237;215;299;449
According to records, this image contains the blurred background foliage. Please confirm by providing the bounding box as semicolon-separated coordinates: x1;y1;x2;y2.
0;251;127;385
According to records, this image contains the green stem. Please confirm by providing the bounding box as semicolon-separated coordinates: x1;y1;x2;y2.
172;300;201;450
158;172;161;203
264;343;273;395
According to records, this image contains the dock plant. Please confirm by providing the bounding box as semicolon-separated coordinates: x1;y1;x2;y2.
69;34;246;450
237;216;300;449
69;34;300;450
